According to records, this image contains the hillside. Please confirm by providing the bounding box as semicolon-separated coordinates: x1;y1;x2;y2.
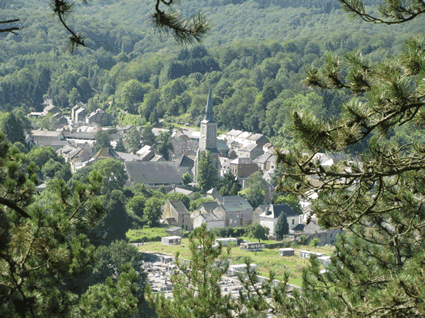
1;0;424;147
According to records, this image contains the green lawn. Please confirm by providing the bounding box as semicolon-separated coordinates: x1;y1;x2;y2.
137;238;334;287
126;226;171;242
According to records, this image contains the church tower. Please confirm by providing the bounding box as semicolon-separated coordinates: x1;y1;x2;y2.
195;88;220;182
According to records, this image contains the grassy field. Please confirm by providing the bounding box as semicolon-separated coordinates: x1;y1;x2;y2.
126;226;171;242
137;239;334;287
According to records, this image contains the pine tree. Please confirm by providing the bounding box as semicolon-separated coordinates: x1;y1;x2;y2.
197;150;218;192
142;125;156;147
272;2;425;317
275;212;289;240
0;112;26;144
126;127;142;154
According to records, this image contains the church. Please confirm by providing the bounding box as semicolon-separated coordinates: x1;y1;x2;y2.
194;88;220;182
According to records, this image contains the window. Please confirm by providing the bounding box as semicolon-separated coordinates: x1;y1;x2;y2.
292;219;294;225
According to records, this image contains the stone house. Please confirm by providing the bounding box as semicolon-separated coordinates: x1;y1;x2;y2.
295;220;345;246
237;143;264;160
230;157;259;179
215;196;254;228
31;130;65;142
162;200;193;231
86;109;115;126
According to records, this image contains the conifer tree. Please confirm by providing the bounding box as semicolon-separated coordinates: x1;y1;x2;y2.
197;150;218;192
275;212;289;240
272;1;425;316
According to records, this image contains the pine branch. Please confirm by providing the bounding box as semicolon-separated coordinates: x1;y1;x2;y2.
0;197;31;219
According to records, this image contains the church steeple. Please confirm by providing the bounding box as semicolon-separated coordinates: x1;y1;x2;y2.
203;88;215;123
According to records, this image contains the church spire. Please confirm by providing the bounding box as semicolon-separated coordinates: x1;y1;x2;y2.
204;87;215;122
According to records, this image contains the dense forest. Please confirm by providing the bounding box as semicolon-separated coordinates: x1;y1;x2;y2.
0;0;424;149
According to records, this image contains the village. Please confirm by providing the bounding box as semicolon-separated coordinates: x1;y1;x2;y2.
26;91;345;299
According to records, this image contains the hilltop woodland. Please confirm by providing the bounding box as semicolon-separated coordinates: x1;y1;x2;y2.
1;0;424;149
2;0;425;317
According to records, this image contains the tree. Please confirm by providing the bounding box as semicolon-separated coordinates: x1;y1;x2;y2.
182;172;192;186
155;131;174;160
0;112;26;145
218;172;242;196
275;212;289;240
85;190;131;247
273;194;302;215
272;2;425;317
247;222;269;242
93;129;111;154
166;192;190;210
41;157;63;180
27;146;64;167
1;1;210;52
115;138;126;152
127;195;146;219
142;124;156;147
309;238;319;247
242;171;265;209
197;150;218;192
143;197;163;227
146;223;234;317
0;132;108;316
90;159;128;195
126;127;142;154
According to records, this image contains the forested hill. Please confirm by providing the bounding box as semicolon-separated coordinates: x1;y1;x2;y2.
1;0;424;147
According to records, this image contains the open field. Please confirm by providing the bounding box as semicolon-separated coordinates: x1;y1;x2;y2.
126;226;171;242
137;239;334;287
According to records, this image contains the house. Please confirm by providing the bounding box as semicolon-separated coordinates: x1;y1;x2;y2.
216;196;254;228
161;236;181;245
264;155;277;171
175;155;194;177
237;143;264;160
52;113;68;126
318;255;331;267
259;204;300;235
253;205;268;223
240;242;264;252
31;130;65;141
115;151;144;162
229;157;259;179
33;139;71;150
206;187;218;199
191;208;225;230
235;131;253;146
62;131;96;142
296;219;345;246
42;103;61;116
151;154;166;162
136;145;155;161
224;129;243;143
254;153;274;171
167;187;194;198
125;161;183;189
91;148;122;162
69;148;92;172
162;200;193;231
86;109;115;126
247;133;269;147
219;157;231;177
279;248;295;256
262;143;274;154
71;102;87;123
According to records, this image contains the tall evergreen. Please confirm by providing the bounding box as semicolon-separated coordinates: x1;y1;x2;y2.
197;150;218;192
0;112;26;145
275;212;289;240
272;1;425;317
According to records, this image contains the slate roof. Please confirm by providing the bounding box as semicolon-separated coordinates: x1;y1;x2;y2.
216;196;253;211
115;151;143;162
125;162;183;185
271;204;299;218
167;187;194;196
196;201;219;213
239;143;261;152
62;131;96;140
293;224;305;232
169;200;189;214
202;87;216;123
34;140;70;150
92;148;121;161
255;153;274;164
226;129;243;138
176;155;194;168
248;133;267;142
31;130;63;138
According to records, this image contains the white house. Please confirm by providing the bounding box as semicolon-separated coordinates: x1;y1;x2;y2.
259;204;300;235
